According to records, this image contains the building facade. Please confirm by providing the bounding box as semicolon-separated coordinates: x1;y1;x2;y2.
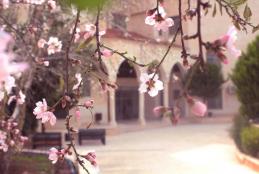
45;0;259;131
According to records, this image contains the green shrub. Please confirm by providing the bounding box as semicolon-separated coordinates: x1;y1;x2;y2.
187;63;224;101
231;36;259;120
241;126;259;157
230;114;249;151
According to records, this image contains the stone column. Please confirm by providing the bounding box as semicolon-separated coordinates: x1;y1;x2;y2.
163;81;170;108
138;92;146;126
109;89;117;127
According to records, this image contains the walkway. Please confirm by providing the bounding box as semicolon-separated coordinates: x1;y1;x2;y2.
77;123;257;174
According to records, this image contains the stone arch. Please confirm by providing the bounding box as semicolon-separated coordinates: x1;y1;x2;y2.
115;61;139;121
169;62;187;117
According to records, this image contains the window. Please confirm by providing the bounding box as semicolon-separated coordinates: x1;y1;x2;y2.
208;90;223;109
112;13;127;30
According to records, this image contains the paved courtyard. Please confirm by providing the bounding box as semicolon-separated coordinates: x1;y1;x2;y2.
77;123;257;174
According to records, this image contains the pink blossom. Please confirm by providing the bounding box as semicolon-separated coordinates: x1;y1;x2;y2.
83;151;98;167
220;26;241;58
48;147;59;164
33;99;56;126
75;108;80;120
2;0;9;9
153;106;167;116
47;37;62;55
0;29;11;51
47;0;56;11
154;18;174;32
84;100;94;108
0;130;7;152
0;91;4;101
101;49;113;58
37;38;47;48
73;73;82;90
145;5;174;31
17;90;26;104
0;37;27;83
187;98;207;117
4;76;16;94
44;61;49;66
139;73;163;97
83;24;96;40
99;30;106;40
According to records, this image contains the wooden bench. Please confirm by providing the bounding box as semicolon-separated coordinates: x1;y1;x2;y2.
32;132;62;149
78;129;106;145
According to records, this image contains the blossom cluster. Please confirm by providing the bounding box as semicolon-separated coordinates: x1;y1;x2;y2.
0;31;27;103
33;98;56;126
1;0;57;10
48;147;98;168
145;3;174;31
0;119;28;152
37;37;62;55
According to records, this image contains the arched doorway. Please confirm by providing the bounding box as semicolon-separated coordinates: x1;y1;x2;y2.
169;63;186;117
116;61;139;121
144;70;164;120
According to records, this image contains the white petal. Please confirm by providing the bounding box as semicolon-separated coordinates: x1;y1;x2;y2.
165;18;174;27
138;83;148;93
140;73;149;82
148;88;158;97
145;16;156;26
49;113;57;126
155;80;164;91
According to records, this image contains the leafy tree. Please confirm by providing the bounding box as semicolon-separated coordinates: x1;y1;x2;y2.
231;36;259;121
187;63;224;102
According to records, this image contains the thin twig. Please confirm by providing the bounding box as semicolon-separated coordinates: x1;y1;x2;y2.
100;44;150;67
197;0;205;67
152;26;180;79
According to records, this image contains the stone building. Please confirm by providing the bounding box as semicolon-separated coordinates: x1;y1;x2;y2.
45;0;259;131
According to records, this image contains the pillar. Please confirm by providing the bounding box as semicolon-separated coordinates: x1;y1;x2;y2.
109;89;117;127
138;92;146;126
163;81;170;108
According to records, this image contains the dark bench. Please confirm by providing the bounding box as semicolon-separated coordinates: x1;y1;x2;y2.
78;129;106;145
32;132;62;149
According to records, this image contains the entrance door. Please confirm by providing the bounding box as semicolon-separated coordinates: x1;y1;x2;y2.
116;88;139;121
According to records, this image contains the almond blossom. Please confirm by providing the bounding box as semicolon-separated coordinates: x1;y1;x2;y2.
47;37;62;55
0;91;4;101
145;5;174;31
187;97;207;117
48;147;59;164
48;147;66;164
33;98;56;126
0;130;7;152
84;24;96;40
83;151;98;167
37;38;46;48
47;0;56;11
139;73;163;97
219;26;241;58
1;0;9;9
0;31;27;83
153;106;167;116
17;90;26;104
73;73;82;90
75;107;81;120
100;49;113;58
84;99;94;108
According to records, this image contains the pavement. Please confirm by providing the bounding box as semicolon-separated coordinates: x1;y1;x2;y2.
77;121;258;174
